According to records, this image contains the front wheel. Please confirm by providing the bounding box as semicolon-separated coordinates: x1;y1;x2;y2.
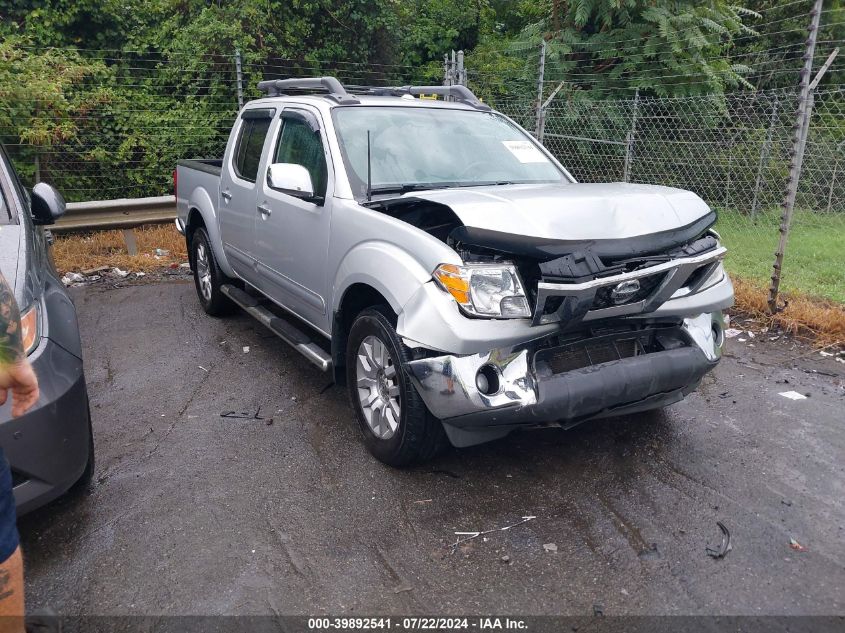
345;306;445;466
191;227;234;316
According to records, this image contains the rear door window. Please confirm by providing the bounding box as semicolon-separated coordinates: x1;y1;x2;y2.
233;110;274;182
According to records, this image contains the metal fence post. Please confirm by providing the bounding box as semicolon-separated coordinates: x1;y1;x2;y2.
828;140;845;213
457;50;466;86
534;40;546;139
751;96;779;220
622;88;640;182
768;0;823;313
235;48;244;109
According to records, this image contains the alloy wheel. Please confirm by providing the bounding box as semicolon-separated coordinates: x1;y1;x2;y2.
356;335;401;439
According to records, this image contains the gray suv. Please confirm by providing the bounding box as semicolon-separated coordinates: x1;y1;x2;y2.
0;143;94;514
176;78;733;466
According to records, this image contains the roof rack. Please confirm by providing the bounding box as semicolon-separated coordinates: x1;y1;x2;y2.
256;77;359;104
363;85;490;111
256;77;490;111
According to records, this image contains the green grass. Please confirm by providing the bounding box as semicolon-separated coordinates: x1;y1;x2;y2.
716;208;845;304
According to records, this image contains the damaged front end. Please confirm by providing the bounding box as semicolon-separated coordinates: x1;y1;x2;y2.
404;313;725;447
369;185;733;446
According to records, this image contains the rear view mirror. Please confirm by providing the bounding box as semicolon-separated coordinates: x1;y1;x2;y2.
267;163;315;199
31;182;66;225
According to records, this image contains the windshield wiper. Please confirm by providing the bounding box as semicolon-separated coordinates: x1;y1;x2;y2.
368;183;456;196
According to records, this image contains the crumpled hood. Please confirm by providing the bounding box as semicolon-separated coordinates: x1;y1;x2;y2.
408;182;713;241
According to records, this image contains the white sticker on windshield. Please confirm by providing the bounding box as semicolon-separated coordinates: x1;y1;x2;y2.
502;140;550;164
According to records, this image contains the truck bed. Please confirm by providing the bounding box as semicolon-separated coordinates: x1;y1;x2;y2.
177;158;223;176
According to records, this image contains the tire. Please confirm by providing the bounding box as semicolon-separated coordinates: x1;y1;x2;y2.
345;306;446;467
191;227;234;316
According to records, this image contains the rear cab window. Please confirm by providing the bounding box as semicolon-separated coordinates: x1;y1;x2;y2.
232;109;275;182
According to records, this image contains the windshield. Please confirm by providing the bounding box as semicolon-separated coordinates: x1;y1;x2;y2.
332;106;566;198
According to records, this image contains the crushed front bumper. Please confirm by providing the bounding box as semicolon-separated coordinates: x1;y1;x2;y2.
405;312;723;447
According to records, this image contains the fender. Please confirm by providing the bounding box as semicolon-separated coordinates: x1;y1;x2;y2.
185;186;236;279
331;240;432;317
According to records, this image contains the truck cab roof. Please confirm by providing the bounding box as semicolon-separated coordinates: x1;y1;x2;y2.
247;77;490;114
246;94;482;112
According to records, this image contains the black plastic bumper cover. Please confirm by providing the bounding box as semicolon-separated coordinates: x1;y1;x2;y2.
450;346;716;429
530;347;715;422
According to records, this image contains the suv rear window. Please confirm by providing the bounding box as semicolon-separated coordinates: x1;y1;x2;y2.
233;110;274;182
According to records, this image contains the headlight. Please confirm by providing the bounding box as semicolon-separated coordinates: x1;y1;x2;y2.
699;262;726;292
433;263;531;318
20;304;39;356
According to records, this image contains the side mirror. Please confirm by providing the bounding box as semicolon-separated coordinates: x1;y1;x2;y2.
267;163;315;199
31;182;66;225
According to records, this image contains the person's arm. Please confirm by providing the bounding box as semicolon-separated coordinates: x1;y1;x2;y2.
0;272;38;417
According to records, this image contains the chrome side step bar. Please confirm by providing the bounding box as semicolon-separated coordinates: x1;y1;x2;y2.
220;284;332;372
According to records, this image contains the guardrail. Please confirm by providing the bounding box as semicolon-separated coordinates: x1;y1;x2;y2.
55;195;177;232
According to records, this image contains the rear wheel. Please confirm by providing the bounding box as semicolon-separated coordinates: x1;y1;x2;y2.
191;227;234;316
346;306;445;466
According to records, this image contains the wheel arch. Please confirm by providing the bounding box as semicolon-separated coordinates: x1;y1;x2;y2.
183;188;235;278
331;283;392;385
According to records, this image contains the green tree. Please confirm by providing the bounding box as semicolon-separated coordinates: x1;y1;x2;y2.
469;0;762;101
0;37;109;184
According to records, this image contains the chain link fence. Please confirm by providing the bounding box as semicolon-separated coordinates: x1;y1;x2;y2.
2;45;843;304
472;44;844;304
0;51;435;202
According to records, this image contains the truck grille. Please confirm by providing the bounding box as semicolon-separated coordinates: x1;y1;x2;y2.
591;271;666;310
533;328;683;375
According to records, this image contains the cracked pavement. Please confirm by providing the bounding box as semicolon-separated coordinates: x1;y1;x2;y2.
18;280;845;615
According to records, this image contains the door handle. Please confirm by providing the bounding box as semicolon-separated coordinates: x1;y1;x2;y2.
221;190;232;202
257;203;272;217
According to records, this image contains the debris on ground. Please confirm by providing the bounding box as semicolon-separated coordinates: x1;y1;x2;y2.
220;407;272;420
81;265;110;275
789;537;807;552
779;390;808;400
198;366;209;372
725;328;743;339
637;543;661;560
112;267;130;278
543;543;558;553
153;248;170;258
180;262;191;269
448;516;536;552
592;604;604;617
243;346;250;353
392;584;413;594
413;499;433;504
706;521;732;559
500;555;511;564
61;272;86;286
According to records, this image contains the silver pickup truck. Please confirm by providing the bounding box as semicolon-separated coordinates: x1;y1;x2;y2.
176;77;733;466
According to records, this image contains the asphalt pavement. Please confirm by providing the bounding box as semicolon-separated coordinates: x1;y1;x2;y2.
18;280;845;616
